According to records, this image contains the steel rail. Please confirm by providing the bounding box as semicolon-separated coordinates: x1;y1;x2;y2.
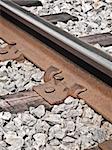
0;0;112;78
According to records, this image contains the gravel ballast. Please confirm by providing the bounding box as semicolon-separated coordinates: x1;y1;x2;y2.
22;0;112;56
0;39;44;96
0;60;44;96
23;0;112;37
0;97;112;150
0;12;112;150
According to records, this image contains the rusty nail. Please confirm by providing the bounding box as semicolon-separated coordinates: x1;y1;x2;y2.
45;87;55;93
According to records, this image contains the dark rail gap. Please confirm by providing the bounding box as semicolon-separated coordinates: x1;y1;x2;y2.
1;11;112;87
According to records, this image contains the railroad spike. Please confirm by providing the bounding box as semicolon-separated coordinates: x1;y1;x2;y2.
44;66;62;82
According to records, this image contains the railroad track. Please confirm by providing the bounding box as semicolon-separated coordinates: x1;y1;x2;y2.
0;0;112;150
20;0;112;57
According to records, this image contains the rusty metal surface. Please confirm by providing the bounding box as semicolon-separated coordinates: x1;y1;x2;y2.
99;140;112;150
1;0;111;77
85;140;112;150
40;12;79;24
0;44;24;62
80;33;112;47
0;91;52;113
0;17;112;123
44;66;62;82
34;66;86;104
34;79;69;105
33;80;86;104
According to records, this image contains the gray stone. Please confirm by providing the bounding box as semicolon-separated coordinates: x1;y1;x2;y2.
65;120;75;132
49;124;66;140
35;119;50;134
63;136;75;143
21;113;37;126
31;105;45;118
64;96;77;104
42;111;64;125
0;112;11;121
5;131;24;149
0;60;44;96
13;117;22;128
105;0;112;3
52;104;65;114
49;139;60;146
33;133;47;146
45;144;59;150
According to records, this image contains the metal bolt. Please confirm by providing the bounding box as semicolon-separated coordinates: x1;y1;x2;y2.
45;87;55;93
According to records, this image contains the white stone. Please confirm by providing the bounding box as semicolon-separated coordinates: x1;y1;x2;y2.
61;107;83;119
0;60;44;96
49;124;66;140
52;104;65;114
0;43;8;48
105;0;112;3
65;120;75;132
42;111;64;125
0;141;7;149
13;117;22;128
35;119;50;134
5;131;24;149
82;2;93;13
92;128;106;143
63;136;75;143
64;96;76;104
31;105;45;118
0;39;5;45
59;144;68;150
4;121;16;132
33;133;47;146
83;107;94;119
45;144;59;150
0;112;11;120
21;113;37;126
49;139;60;146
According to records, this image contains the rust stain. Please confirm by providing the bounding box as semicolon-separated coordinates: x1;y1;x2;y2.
0;44;24;62
0;17;112;123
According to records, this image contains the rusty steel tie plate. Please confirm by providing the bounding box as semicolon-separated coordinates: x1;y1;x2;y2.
0;43;24;62
33;79;69;104
33;66;86;105
85;140;112;150
99;140;112;150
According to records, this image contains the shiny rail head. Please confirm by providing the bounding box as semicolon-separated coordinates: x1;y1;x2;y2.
0;0;112;78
